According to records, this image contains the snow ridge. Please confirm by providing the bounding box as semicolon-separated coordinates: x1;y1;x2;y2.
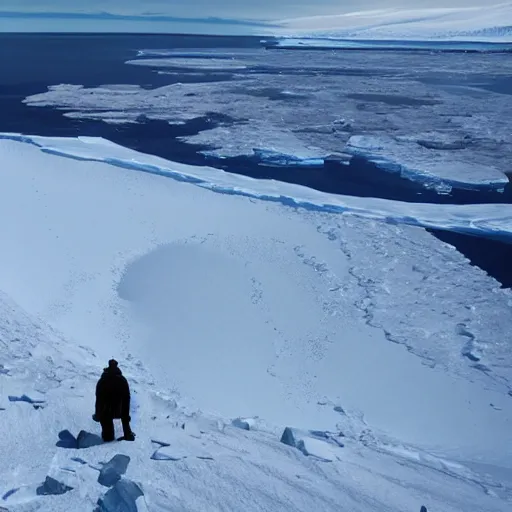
1;133;511;242
1;290;511;511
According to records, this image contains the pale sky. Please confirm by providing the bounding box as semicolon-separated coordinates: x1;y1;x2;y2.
0;1;492;33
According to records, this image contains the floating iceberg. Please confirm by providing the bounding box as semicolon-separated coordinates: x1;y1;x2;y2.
345;135;509;193
126;58;248;70
201;147;326;167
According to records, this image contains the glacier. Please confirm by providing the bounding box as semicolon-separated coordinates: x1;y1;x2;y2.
266;38;512;52
271;3;512;42
1;135;512;511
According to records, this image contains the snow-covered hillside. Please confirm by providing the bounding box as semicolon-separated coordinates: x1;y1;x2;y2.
273;3;512;42
1;135;511;511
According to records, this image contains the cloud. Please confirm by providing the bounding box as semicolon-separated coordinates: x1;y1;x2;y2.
0;1;490;20
0;11;271;27
0;1;495;33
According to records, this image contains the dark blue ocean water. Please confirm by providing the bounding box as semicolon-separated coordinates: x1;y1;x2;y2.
0;33;510;286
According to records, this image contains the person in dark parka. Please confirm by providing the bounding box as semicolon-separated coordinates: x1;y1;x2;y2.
94;359;135;441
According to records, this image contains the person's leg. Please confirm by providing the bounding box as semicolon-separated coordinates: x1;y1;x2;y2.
100;418;115;442
121;417;135;441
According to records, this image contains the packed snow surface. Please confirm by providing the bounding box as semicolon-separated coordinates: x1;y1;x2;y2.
0;135;512;511
273;3;512;42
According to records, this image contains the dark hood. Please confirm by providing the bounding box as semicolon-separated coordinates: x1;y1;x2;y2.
102;366;122;376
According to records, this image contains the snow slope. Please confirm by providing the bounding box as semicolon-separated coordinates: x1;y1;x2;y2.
273;3;512;42
1;136;512;511
1;294;510;512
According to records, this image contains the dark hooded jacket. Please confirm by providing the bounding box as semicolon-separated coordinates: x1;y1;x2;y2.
95;361;130;420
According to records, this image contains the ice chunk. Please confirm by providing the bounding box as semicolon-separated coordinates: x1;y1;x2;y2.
280;428;341;461
151;439;171;448
252;149;325;168
231;418;252;431
96;479;143;512
8;394;46;409
280;427;298;447
98;455;131;487
36;476;73;496
56;429;78;449
77;430;103;449
151;446;187;461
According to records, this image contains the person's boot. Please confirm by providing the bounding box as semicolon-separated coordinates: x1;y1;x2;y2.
101;419;115;442
120;417;135;441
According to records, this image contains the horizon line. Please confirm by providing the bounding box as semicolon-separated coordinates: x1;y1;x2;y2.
0;31;274;38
